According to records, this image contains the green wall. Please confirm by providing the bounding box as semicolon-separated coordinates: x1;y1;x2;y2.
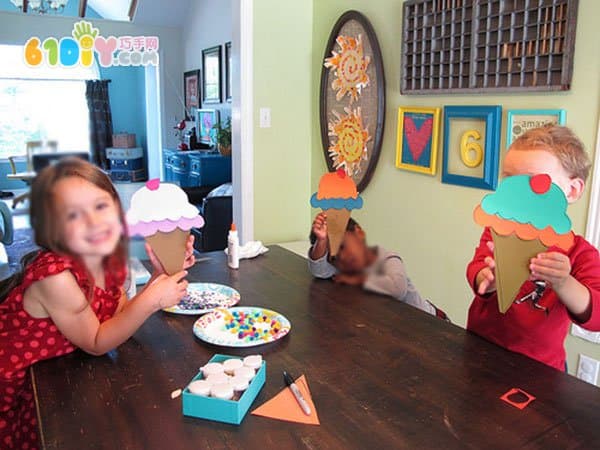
311;0;600;378
253;0;313;243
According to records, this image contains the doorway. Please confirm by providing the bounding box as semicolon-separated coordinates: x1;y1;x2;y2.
231;0;254;244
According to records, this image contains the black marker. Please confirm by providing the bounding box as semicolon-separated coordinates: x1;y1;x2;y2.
283;371;311;415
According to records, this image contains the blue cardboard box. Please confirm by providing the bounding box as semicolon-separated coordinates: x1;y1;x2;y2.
182;354;266;425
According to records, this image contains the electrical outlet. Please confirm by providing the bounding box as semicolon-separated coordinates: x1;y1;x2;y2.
571;324;600;344
577;354;600;385
259;107;271;128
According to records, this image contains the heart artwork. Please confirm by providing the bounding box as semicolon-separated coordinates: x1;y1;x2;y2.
404;116;433;163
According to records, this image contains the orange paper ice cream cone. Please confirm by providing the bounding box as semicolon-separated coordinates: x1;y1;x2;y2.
324;208;351;257
311;169;363;258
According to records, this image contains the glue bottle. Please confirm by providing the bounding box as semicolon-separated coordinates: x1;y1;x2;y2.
228;223;239;269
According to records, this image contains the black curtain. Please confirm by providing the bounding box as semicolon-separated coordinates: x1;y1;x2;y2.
85;80;113;169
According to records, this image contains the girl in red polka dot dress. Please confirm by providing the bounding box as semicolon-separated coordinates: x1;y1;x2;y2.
0;159;194;449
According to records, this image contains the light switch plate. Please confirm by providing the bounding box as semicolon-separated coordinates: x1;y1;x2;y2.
577;354;600;385
571;324;600;344
259;107;271;128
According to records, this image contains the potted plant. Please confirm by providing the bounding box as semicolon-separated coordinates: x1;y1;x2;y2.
213;117;231;156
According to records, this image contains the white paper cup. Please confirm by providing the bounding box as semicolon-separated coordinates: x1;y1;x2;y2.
206;372;230;385
188;379;212;397
223;358;243;375
243;355;262;371
210;382;234;400
201;362;224;377
233;366;255;382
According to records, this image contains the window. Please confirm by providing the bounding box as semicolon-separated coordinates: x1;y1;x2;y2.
0;44;98;158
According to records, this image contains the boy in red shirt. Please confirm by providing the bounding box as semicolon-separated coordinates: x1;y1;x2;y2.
466;125;600;371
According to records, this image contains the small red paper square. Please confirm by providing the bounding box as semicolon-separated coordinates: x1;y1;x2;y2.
500;388;536;410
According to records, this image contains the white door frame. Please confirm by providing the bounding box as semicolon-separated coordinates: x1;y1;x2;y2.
231;0;254;244
585;118;600;246
145;62;162;180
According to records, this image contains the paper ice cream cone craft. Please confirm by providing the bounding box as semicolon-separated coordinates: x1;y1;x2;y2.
473;174;574;313
127;179;204;275
311;169;363;256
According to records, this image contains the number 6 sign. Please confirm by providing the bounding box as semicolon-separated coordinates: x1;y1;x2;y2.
442;105;501;190
460;130;483;168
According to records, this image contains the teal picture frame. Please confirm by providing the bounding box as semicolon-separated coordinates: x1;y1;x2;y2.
506;109;567;146
442;105;502;190
196;108;220;147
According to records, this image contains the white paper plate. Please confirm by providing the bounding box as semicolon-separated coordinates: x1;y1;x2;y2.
193;307;291;347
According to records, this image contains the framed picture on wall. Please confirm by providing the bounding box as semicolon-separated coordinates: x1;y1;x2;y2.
183;70;200;120
442;105;502;190
395;107;440;175
506;109;567;145
225;41;232;102
202;45;222;104
319;10;386;193
196;109;220;146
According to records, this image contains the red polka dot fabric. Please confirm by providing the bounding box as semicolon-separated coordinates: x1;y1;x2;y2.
0;251;125;449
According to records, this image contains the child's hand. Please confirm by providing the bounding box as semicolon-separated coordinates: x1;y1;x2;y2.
144;270;188;310
334;273;365;286
312;212;328;242
146;242;164;274
530;251;571;290
476;241;496;295
146;234;195;274
530;252;591;321
183;234;196;269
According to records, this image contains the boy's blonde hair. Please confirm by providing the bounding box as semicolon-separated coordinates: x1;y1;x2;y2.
510;125;591;181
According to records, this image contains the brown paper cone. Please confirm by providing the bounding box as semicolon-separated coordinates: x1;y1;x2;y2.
324;209;351;257
491;230;547;314
146;229;189;275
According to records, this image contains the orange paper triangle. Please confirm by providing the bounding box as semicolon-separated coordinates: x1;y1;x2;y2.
251;375;320;425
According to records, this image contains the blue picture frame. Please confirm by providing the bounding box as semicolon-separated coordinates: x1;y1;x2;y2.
506;109;567;146
442;105;502;190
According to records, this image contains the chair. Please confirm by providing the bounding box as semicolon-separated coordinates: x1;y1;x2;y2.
7;140;58;208
0;201;14;265
191;183;233;252
32;152;89;172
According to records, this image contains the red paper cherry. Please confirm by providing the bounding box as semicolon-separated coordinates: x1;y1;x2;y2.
336;168;346;178
530;174;552;194
146;178;160;191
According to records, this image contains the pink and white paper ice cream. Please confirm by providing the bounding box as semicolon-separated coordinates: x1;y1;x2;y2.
127;178;204;274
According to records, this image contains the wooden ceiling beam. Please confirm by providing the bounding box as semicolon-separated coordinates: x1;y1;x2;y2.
78;0;87;17
128;0;138;22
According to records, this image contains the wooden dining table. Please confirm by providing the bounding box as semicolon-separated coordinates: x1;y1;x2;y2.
32;246;600;449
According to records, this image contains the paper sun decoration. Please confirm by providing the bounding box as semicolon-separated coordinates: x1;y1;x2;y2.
324;34;370;103
327;107;371;177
